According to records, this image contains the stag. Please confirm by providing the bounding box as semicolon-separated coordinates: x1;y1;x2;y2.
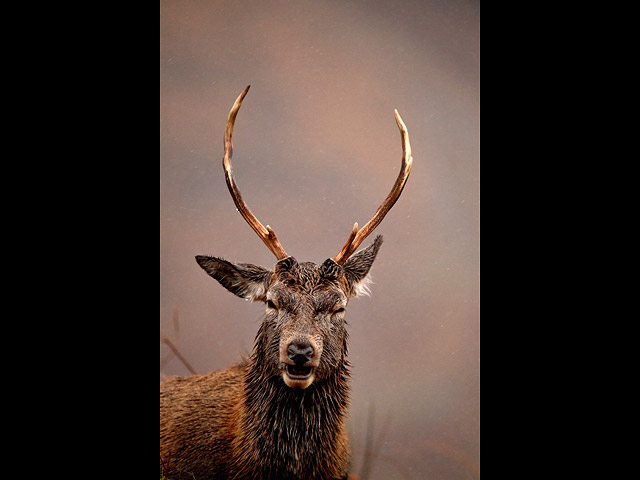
160;86;413;480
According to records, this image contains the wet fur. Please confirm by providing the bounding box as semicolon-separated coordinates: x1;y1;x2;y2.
160;236;383;479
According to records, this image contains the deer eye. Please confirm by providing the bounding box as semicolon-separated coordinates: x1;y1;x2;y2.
266;299;278;310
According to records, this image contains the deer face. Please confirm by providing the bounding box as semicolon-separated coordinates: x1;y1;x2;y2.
196;236;382;389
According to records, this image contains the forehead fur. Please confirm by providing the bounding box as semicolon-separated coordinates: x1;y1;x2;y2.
272;257;347;294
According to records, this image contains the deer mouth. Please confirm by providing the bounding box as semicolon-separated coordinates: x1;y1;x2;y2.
283;364;315;389
286;364;313;379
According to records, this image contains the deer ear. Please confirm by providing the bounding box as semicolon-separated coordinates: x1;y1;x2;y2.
342;235;383;298
195;256;271;302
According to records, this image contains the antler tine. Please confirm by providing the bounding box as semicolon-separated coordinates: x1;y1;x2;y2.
333;109;413;265
222;85;288;260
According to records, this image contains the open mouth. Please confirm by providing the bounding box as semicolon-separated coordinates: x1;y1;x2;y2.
286;364;313;379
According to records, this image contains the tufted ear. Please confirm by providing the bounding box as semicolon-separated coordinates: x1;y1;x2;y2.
195;256;272;302
341;235;383;298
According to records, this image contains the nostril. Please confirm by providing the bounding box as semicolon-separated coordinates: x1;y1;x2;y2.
287;342;314;365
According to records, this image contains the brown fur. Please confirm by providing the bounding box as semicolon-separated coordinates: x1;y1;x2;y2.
160;237;383;480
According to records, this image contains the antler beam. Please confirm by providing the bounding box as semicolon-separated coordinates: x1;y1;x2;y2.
333;109;413;265
222;85;289;260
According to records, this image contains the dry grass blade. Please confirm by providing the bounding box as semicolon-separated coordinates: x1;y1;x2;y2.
160;309;197;375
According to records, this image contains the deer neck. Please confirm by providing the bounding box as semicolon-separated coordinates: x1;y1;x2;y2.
234;351;352;479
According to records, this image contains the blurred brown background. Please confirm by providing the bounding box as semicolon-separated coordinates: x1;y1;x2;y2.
160;1;479;478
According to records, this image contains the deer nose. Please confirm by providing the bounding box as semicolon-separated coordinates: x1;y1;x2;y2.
287;342;314;365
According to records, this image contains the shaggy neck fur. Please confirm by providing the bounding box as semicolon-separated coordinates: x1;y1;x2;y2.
230;327;352;480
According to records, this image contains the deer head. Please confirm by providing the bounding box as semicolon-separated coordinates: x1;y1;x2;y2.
196;86;412;389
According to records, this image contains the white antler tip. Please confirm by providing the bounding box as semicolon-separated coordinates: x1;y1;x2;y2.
394;109;407;131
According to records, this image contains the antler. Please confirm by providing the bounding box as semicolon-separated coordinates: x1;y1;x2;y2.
222;85;289;260
333;109;413;265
